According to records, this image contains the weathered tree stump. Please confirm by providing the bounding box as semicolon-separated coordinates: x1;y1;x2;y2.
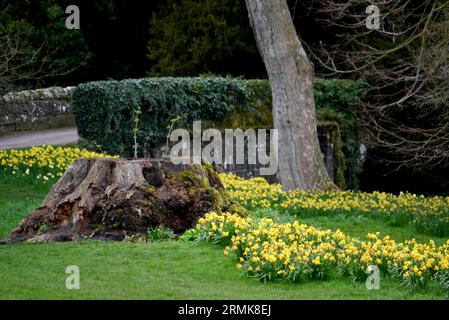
1;158;235;244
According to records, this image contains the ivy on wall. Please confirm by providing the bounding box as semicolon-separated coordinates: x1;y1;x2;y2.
72;76;363;189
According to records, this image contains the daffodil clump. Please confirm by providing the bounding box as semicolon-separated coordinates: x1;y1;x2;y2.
219;173;449;237
197;211;449;292
0;146;117;182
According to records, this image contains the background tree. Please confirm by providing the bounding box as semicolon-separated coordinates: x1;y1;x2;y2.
0;24;41;95
0;0;93;93
67;0;159;80
299;0;449;171
245;0;335;191
147;0;264;77
285;0;449;193
0;0;162;91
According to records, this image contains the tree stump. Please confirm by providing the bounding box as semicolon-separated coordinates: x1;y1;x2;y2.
1;158;235;244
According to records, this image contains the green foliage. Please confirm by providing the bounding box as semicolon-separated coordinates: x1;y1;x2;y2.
132;106;142;159
72;76;363;188
315;79;365;189
147;226;176;242
147;0;263;77
72;76;252;158
178;228;200;242
435;271;449;298
0;0;93;91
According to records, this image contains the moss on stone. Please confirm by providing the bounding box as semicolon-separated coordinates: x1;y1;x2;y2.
169;164;244;215
171;167;209;188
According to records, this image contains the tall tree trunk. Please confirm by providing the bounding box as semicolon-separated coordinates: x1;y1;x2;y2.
245;0;335;191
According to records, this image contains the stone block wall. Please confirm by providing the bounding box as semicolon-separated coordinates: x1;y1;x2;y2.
213;132;335;184
0;87;75;135
162;130;335;184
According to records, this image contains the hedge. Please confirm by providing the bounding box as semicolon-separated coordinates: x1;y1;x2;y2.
72;76;363;188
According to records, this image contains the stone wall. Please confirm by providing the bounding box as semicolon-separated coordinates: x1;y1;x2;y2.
163;130;335;184
213;132;335;184
0;87;75;135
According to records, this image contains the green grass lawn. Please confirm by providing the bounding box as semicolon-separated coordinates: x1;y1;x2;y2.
0;177;49;237
2;241;445;300
0;176;447;299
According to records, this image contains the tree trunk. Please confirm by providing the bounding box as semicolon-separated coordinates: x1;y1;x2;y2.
245;0;335;191
0;158;234;244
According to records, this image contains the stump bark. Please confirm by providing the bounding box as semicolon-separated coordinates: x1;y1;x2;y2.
1;158;235;244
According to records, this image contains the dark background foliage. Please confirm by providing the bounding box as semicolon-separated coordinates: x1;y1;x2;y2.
0;0;316;86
